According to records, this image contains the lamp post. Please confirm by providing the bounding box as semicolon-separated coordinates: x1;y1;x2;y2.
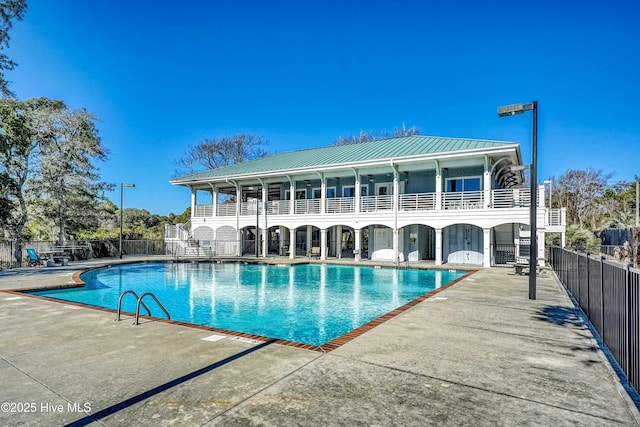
498;101;538;300
119;183;135;259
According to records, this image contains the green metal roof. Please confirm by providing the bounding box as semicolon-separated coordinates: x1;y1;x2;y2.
171;135;518;183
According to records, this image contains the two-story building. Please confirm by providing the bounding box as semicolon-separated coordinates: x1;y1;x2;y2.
166;135;566;267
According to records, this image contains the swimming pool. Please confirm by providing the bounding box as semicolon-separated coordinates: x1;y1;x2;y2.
31;262;467;347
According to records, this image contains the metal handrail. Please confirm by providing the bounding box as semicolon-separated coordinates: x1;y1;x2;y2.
115;290;151;321
134;292;171;325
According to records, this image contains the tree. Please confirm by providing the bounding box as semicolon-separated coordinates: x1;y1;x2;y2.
0;97;61;261
335;123;419;145
0;0;27;97
555;168;612;229
28;103;114;243
174;133;268;177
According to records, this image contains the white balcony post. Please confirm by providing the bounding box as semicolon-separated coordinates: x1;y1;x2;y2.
354;228;361;262
435;228;443;265
261;186;268;258
289;181;295;215
320;175;326;214
235;185;241;255
190;188;197;218
212;187;218;217
355;177;361;213
538;184;545;208
435;174;442;210
483;171;491;208
289;227;296;259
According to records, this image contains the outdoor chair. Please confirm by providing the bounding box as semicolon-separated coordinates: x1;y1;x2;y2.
26;248;47;267
308;246;321;259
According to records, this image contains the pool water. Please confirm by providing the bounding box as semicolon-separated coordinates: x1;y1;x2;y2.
32;262;466;346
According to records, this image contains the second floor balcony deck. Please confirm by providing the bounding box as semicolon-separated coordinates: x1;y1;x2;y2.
191;188;566;227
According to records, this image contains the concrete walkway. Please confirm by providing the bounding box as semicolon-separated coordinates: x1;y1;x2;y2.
0;259;638;426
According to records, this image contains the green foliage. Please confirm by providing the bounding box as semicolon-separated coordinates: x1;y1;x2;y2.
173;206;191;224
0;0;27;97
565;224;600;253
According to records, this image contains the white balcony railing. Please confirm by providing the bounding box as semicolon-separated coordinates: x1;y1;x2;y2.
546;208;566;226
399;193;436;211
241;201;263;216
361;195;393;212
295;199;321;214
193;188;539;218
326;197;355;213
490;188;531;208
217;202;236;216
267;199;291;215
442;191;483;210
194;204;213;217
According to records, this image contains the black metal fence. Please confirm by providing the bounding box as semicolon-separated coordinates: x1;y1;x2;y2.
549;246;640;395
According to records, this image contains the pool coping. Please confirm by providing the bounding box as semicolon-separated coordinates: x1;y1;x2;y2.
2;261;476;353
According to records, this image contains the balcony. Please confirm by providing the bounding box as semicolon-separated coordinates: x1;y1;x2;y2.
193;188;540;218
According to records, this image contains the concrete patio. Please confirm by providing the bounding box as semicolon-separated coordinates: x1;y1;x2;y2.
0;258;638;426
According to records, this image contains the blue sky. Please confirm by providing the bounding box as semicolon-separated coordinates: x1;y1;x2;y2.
6;0;640;216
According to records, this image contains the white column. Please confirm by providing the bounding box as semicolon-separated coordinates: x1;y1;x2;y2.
538;184;545;208
435;228;443;265
483;171;491;208
355;177;361;213
212;188;218;217
235;185;241;256
320;176;326;214
290;181;295;215
483;228;491;267
289;227;296;259
435;174;442;210
537;230;545;266
320;228;327;260
354;228;361;262
393;228;399;263
262;187;268;258
336;225;342;259
307;225;312;254
190;188;197;218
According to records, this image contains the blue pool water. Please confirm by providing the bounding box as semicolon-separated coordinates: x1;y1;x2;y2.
31;262;466;346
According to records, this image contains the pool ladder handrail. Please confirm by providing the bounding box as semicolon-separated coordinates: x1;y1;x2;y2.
115;290;171;325
115;290;151;321
134;292;171;325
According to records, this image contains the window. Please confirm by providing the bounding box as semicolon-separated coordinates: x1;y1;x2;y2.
313;187;321;199
327;187;336;198
446;177;481;192
296;189;306;199
343;186;355;197
376;183;393;196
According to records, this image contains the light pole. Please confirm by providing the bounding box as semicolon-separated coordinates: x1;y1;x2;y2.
119;183;135;259
498;101;538;300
